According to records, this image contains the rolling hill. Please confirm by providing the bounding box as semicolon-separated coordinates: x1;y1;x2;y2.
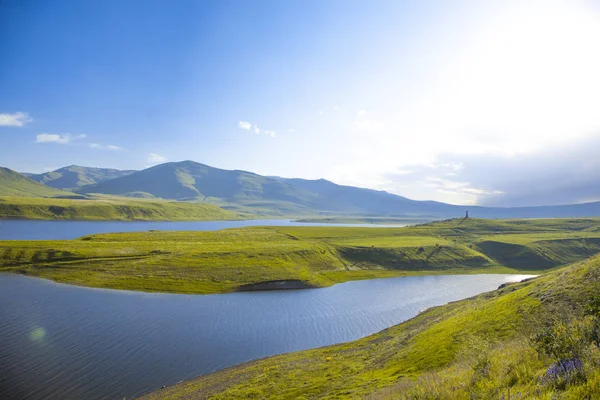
5;160;600;219
0;195;244;221
74;160;457;216
3;217;599;294
0;167;73;198
27;165;137;189
0;167;245;221
75;161;332;214
277;176;457;215
74;160;600;218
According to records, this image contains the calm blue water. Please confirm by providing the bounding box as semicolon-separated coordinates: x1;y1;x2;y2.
0;219;403;240
0;273;535;400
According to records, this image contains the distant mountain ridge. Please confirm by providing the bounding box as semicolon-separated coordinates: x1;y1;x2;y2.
72;160;600;218
275;177;454;215
4;161;600;218
28;165;137;189
75;160;437;215
75;161;329;214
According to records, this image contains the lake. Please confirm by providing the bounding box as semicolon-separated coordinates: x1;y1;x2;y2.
0;273;535;400
0;219;404;240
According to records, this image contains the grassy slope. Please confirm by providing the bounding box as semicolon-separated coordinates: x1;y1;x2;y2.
1;218;600;294
73;160;450;218
0;196;246;221
0;167;72;197
27;165;137;189
76;161;325;209
139;253;600;400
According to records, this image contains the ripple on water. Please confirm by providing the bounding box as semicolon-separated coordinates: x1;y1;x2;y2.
0;273;535;400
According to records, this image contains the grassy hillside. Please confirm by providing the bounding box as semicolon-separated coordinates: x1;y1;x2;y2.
73;160;460;217
11;161;600;219
275;177;453;215
139;252;600;400
0;196;245;221
75;161;326;212
63;160;600;218
1;218;599;294
27;165;137;189
0;167;73;197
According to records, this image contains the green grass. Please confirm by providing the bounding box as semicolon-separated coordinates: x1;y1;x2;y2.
138;251;600;400
0;195;249;221
1;218;600;294
0;167;72;197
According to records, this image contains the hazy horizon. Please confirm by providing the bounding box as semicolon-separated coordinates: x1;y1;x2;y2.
2;0;600;207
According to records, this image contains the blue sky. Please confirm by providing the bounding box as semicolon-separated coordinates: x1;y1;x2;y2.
2;0;600;206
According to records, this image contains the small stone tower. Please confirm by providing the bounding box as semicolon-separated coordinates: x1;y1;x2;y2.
465;210;469;219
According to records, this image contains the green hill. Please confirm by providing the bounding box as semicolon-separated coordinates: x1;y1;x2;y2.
0;195;244;221
139;250;600;400
277;176;455;215
27;165;137;189
71;160;473;216
76;160;330;215
11;160;600;219
71;160;600;218
0;167;73;197
2;218;600;294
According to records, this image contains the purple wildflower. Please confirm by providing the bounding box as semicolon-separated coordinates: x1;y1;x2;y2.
543;358;585;388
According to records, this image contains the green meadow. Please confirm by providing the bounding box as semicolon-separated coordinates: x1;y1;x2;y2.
0;195;247;221
139;251;600;400
1;218;600;294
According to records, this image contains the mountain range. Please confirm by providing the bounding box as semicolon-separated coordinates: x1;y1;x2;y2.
26;165;137;189
2;160;600;219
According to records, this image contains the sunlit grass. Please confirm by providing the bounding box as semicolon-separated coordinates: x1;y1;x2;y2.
1;218;599;294
0;195;247;221
139;253;600;400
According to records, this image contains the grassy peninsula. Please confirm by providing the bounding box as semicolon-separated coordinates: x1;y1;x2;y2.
139;252;600;399
1;218;600;294
0;196;247;221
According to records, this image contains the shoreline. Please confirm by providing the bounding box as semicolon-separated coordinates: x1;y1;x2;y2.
235;279;319;291
134;274;539;399
0;270;537;296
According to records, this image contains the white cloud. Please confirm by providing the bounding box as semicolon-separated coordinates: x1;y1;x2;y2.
36;133;68;144
307;1;600;205
147;153;167;164
352;109;385;133
238;120;276;138
35;133;125;153
0;112;32;127
35;133;84;144
238;121;252;130
89;143;125;151
422;177;502;202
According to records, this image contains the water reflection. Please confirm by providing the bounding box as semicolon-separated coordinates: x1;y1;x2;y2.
0;273;534;400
